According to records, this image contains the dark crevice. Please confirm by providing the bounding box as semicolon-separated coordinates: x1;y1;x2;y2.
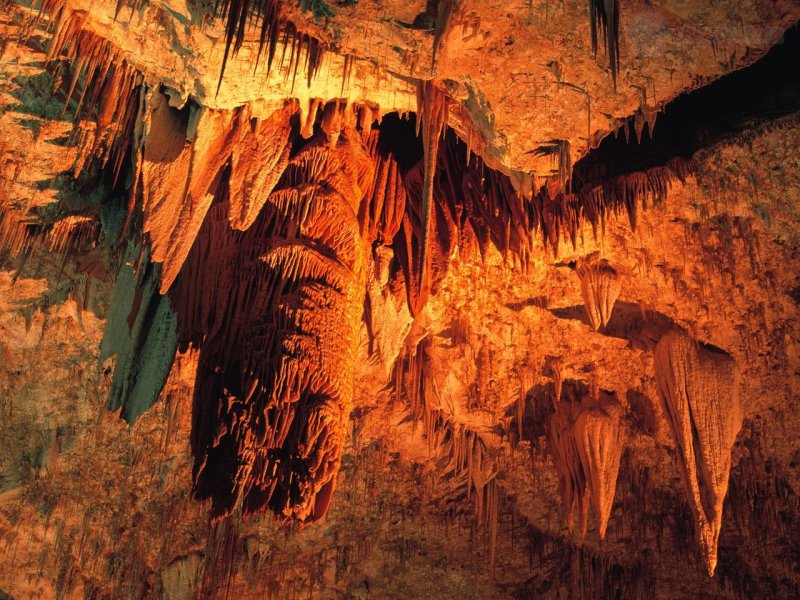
573;22;800;190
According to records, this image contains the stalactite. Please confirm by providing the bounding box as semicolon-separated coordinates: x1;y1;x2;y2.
392;333;501;567
573;394;625;539
100;241;179;422
545;383;626;539
589;0;621;88
46;215;97;254
215;0;281;89
536;157;692;250
575;252;622;330
0;206;37;258
227;102;296;230
171;127;371;523
213;0;325;93
46;10;144;182
547;401;589;537
653;330;742;576
412;80;449;316
136;94;300;292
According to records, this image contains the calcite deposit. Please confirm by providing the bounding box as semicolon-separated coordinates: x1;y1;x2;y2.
1;0;799;598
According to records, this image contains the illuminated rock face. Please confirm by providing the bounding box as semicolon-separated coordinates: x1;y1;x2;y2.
2;0;800;597
654;330;743;576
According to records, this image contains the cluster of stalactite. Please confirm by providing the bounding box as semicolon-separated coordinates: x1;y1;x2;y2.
546;386;626;539
164;105;371;522
575;251;622;330
653;329;743;576
13;0;728;534
589;0;621;88
537;156;693;252
392;336;502;566
44;6;144;184
213;0;324;92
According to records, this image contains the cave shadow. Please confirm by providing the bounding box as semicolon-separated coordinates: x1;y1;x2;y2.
4;67;79;125
505;295;550;312
550;301;677;351
506;379;590;450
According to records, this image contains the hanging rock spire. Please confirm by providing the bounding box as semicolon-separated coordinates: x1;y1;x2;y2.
654;330;743;576
575;252;622;330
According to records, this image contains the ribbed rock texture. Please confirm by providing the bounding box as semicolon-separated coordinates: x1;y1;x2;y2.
576;252;622;331
654;330;743;576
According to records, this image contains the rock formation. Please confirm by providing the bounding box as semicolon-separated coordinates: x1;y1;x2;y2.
0;0;799;597
654;330;743;576
576;252;622;330
547;386;626;540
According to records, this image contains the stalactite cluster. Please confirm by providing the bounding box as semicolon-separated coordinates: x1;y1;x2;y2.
588;0;621;88
213;0;324;91
546;388;625;539
169;116;371;522
575;251;622;330
653;330;743;576
46;8;144;183
392;337;502;566
538;156;692;251
8;0;750;542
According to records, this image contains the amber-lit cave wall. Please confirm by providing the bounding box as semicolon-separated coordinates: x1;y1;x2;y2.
1;1;800;599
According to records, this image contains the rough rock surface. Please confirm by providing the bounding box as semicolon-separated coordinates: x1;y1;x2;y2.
1;0;799;598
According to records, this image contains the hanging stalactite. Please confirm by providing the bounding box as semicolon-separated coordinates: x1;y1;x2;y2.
575;252;622;331
412;80;450;316
653;329;743;576
589;0;621;88
573;393;626;539
546;383;626;539
171;121;372;523
46;9;145;183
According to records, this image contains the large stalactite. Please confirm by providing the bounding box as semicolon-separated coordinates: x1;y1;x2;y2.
653;330;743;576
173;119;372;522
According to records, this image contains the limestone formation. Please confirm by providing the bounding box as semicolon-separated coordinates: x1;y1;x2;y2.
548;389;626;539
654;330;743;576
2;0;800;595
574;394;626;539
576;252;622;330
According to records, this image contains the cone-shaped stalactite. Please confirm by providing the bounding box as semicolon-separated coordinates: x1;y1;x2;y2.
653;330;743;576
575;252;622;330
548;401;590;537
547;386;626;539
573;394;625;539
411;80;449;316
